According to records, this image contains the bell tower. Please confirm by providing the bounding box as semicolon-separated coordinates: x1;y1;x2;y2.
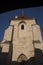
10;15;36;62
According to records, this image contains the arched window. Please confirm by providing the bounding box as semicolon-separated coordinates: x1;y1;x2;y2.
21;25;24;30
17;54;27;62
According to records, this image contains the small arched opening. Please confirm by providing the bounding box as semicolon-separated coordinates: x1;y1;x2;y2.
21;24;24;30
18;21;26;38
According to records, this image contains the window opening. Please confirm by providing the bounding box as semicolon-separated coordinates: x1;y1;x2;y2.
21;25;24;30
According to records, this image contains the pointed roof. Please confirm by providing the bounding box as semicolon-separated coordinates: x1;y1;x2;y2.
17;15;29;19
10;14;36;21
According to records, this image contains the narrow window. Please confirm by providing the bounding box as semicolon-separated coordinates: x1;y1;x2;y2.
21;25;24;30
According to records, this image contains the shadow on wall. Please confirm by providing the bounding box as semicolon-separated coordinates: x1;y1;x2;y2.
10;57;35;65
35;48;43;65
0;46;43;65
0;46;9;65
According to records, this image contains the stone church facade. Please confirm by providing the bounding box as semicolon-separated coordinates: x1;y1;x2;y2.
0;15;43;64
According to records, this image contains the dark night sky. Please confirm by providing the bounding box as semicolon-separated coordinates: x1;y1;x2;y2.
0;7;43;41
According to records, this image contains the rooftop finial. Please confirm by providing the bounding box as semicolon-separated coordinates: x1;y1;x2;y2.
22;9;24;15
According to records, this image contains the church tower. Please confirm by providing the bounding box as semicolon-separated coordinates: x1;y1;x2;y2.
0;14;43;64
10;15;35;62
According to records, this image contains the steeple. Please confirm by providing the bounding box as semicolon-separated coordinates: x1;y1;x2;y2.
21;10;24;16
